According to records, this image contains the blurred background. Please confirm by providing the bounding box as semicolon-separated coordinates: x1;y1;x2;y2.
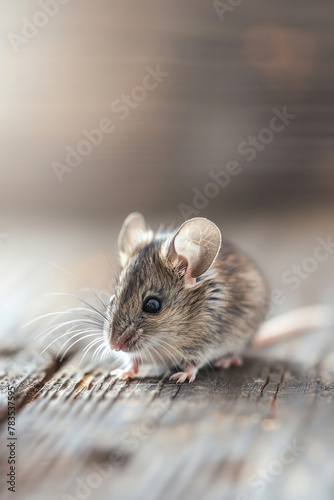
0;0;333;347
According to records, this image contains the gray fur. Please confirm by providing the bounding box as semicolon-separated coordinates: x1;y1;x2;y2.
107;217;269;371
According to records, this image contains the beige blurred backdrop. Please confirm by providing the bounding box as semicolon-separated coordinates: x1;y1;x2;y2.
0;0;334;346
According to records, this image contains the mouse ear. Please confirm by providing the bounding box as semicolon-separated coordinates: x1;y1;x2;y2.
118;213;153;266
167;218;222;286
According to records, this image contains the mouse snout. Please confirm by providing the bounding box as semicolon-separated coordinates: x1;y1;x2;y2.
110;325;137;352
111;340;126;352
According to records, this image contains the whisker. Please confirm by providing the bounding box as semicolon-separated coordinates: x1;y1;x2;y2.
105;346;112;360
79;338;104;365
58;327;102;349
92;342;106;361
146;338;175;364
28;282;109;316
23;307;105;329
144;339;169;372
144;346;156;369
151;344;178;369
41;329;101;355
42;260;109;311
104;255;120;285
148;338;181;367
134;347;144;370
100;345;110;362
82;338;104;354
43;290;109;322
138;349;144;368
33;318;103;341
54;327;97;357
60;334;103;362
151;337;183;360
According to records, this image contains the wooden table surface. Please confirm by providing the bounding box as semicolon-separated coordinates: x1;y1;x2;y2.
1;334;334;500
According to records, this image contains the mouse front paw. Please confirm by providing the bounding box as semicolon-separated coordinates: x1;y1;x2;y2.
113;359;139;380
169;365;198;383
114;368;136;380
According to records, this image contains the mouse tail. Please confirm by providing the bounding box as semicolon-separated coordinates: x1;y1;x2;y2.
251;305;332;349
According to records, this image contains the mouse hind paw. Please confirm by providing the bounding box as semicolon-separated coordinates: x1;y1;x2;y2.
169;365;198;383
214;355;243;369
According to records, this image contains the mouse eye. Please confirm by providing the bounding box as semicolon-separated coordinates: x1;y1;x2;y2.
143;297;162;314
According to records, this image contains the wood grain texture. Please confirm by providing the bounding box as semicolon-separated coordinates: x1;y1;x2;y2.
1;333;334;500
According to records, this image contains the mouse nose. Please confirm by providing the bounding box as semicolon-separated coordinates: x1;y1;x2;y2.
111;339;126;352
110;332;125;351
110;325;135;352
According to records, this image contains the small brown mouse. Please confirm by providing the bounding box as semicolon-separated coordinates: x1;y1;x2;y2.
106;213;269;383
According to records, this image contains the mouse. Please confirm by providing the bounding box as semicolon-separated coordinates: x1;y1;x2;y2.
105;213;270;383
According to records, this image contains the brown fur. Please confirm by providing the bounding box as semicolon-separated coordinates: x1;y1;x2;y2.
107;223;268;370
